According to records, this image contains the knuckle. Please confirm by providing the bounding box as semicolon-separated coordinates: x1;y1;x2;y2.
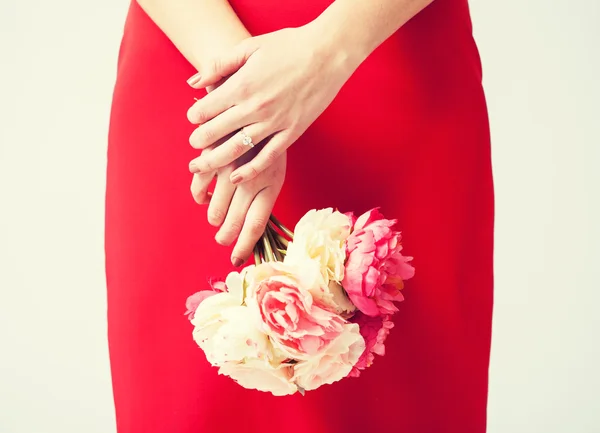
237;82;251;99
188;108;208;125
208;208;225;226
265;148;280;163
190;127;211;149
255;98;274;114
247;165;260;179
201;127;216;144
248;218;268;236
196;157;213;172
216;221;243;245
196;111;209;124
203;159;214;171
210;58;223;76
231;142;246;158
229;220;244;235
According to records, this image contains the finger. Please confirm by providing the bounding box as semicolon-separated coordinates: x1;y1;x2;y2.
190;171;216;205
229;131;292;184
206;166;236;227
214;187;254;247
205;76;227;93
230;187;277;267
186;39;259;89
189;105;254;150
187;88;234;126
189;123;273;174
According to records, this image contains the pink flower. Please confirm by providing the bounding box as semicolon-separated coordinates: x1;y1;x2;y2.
184;280;226;321
246;261;346;360
342;208;415;317
348;313;394;377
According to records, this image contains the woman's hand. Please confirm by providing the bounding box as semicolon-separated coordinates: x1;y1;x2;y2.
192;145;286;267
190;82;287;267
185;24;361;185
188;81;231;205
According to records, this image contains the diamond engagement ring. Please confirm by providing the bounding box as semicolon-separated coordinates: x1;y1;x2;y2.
240;129;254;148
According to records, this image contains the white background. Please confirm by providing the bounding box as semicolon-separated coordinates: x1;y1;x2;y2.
1;1;599;432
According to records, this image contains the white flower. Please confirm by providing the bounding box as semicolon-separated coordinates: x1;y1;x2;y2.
223;265;255;304
191;291;271;367
219;358;298;396
327;281;357;316
282;208;354;313
284;208;352;283
292;323;365;391
191;266;301;396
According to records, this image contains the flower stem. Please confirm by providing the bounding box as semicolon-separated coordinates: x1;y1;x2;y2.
269;215;294;240
262;231;276;262
266;226;283;262
274;231;289;248
270;227;288;257
252;214;293;264
253;244;262;265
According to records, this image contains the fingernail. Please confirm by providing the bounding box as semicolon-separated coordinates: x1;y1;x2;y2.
230;173;242;185
232;257;243;267
187;72;202;86
189;161;200;173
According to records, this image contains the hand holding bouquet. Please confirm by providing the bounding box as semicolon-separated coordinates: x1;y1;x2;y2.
185;208;414;395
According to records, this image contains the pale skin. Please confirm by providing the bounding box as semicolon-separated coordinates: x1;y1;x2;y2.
137;0;434;266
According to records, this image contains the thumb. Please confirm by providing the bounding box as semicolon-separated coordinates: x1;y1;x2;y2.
187;39;258;89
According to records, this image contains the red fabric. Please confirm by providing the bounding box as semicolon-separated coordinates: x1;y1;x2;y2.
105;0;494;432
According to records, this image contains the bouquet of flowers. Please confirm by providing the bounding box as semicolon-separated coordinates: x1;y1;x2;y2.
185;208;414;396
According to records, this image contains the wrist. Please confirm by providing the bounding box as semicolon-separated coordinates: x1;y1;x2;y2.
307;5;375;73
202;29;252;64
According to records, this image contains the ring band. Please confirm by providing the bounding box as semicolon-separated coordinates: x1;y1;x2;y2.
240;129;254;148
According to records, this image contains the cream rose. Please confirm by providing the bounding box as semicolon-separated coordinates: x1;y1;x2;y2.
223;264;254;303
292;323;365;391
326;280;357;316
218;358;297;396
191;264;271;367
284;208;352;283
191;291;271;367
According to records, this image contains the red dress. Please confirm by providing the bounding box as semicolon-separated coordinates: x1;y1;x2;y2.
106;0;494;432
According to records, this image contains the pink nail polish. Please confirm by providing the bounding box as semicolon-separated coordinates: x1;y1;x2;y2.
232;257;243;267
187;72;202;86
230;173;242;184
